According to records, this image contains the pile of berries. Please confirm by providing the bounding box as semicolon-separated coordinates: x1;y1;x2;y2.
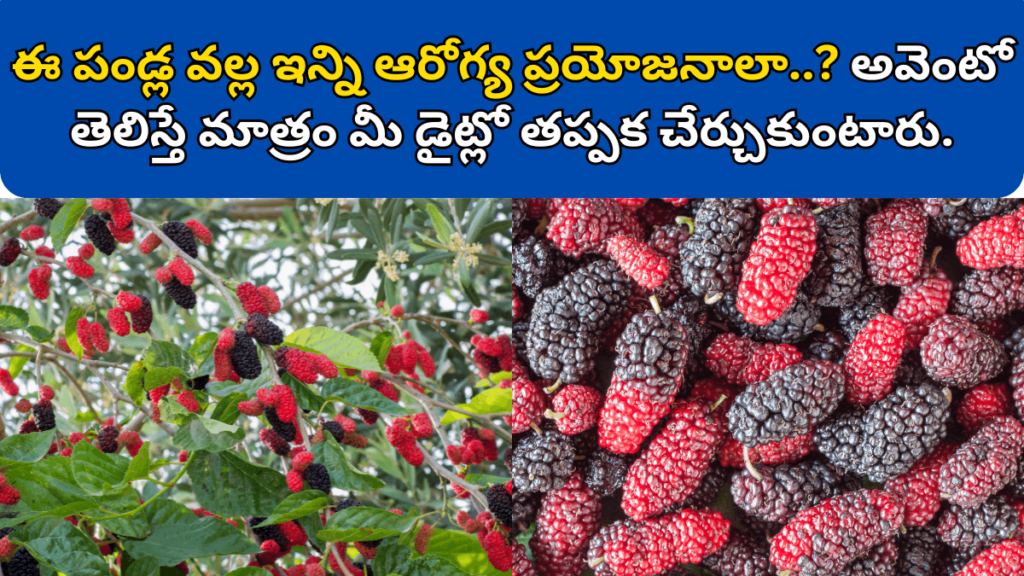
508;198;1024;576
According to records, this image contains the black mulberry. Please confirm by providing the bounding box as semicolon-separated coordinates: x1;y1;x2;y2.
715;291;821;344
33;198;63;219
806;200;865;308
131;295;153;334
249;516;291;551
0;237;21;267
2;547;40;576
583;447;631;497
731;459;858;524
304;462;331;494
162;220;198;258
679;198;758;303
897;526;950;576
486;484;514;528
31;399;55;431
937;496;1019;551
264;406;295;441
97;425;119;453
84;214;116;255
613;310;687;381
229;330;261;379
245;313;284;346
509;429;575;494
932;197;1023;241
164;278;196;309
512;234;572;300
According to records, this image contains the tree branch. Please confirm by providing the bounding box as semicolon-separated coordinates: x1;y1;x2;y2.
0;210;37;236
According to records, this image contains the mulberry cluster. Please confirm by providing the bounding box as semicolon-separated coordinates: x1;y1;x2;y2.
161;220;199;258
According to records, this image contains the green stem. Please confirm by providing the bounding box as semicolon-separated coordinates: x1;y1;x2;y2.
89;452;195;521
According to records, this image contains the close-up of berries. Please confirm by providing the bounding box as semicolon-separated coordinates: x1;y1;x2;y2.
84;213;117;255
956;207;1024;269
550;384;602;435
164;277;197;309
31;398;55;431
27;265;50;299
19;224;43;241
769;489;904;575
613;309;688;382
512;233;573;300
736;203;818;325
921;315;1007;388
302;462;331;494
938;416;1024;507
167;257;195;286
726;360;845;447
130;294;153;333
546;198;643;258
716;290;821;344
509;429;576;494
486;483;513;528
529;472;601;576
245;313;284;345
107;306;131;336
32;197;63;219
731;459;858;525
863;199;929;287
96;423;120;453
954;539;1024;576
0;237;22;267
951;266;1024;322
621;399;726;520
162;220;199;258
843;313;905;405
606;234;669;289
895;266;953;349
932;197;1022;240
264;405;296;444
679;198;758;302
511;378;547;433
259;428;290;456
228;330;261;379
185;219;213;245
956;382;1012;431
937;496;1020;552
526;258;631;383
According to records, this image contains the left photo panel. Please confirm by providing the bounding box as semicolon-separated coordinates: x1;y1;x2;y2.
0;198;516;576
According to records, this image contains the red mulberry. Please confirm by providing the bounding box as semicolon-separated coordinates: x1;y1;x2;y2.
864;199;929;286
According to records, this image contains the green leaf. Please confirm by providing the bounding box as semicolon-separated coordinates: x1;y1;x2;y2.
144;340;194;372
2;456;91;510
372;542;414;576
311;434;385;492
320;378;406;415
124;442;151;484
392;554;472;576
0;501;96;529
426;204;453;246
72;442;131;495
65;307;85;359
173;416;245;453
0;428;56;467
370;331;393;368
223;568;269;576
190;332;218;368
92;486;151;538
283;373;325;412
462;474;511;487
325;197;340;239
9;343;34;377
188;450;291;517
284;326;380;371
440;388;512;425
11;516;107;576
144;366;189;390
210;392;246;425
417;529;505;576
26;325;54;342
254;491;330;527
319;507;415;542
124;361;147;406
324;249;380;262
120;499;260;564
297;511;326;552
49;198;87;252
0;305;29;331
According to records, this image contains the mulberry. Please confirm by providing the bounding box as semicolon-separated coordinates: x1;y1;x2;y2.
33;198;63;219
0;238;22;267
679;198;758;302
842;313;905;405
512;234;572;300
937;496;1019;551
31;398;56;431
606;235;669;289
131;295;153;333
304;463;331;494
84;214;116;255
546;198;643;258
509;429;575;494
921;315;1007;388
951;267;1024;322
164;278;197;309
245;313;284;346
731;459;858;524
229;330;261;379
864;199;929;286
938;416;1024;507
162;220;198;258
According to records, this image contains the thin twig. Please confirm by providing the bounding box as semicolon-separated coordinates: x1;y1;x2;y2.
0;210;37;236
281;267;354;311
50;360;103;423
0;332;128;370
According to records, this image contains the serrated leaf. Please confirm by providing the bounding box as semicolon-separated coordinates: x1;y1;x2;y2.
254;491;329;527
124;361;147;406
319;507;415;542
190;332;218;367
0;501;96;530
370;331;393;368
284;326;380;371
173;416;245;453
440;388;512;425
0;428;56;467
124;442;151;484
144;340;194;372
426;204;453;246
92;486;151;538
11;516;107;576
320;378;406;415
26;325;54;342
0;304;29;331
311;434;385;492
144;366;189;390
297;512;326;552
210;392;245;425
392;555;472;576
2;456;91;510
72;442;131;495
188;450;291;517
49;198;87;252
65;307;85;359
120;499;259;564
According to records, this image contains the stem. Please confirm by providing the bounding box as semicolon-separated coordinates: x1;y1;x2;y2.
0;210;37;236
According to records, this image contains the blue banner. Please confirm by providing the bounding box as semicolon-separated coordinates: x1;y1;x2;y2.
0;0;1022;196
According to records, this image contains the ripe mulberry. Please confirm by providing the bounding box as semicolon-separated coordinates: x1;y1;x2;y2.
245;313;284;346
679;198;758;302
938;416;1024;507
716;291;821;345
525;259;631;383
885;442;957;526
731;459;858;525
509;429;575;494
843;313;905;405
606;235;669;290
956;208;1024;269
162;220;198;258
937;496;1019;552
96;424;119;453
895;526;949;576
164;278;197;309
954;539;1024;576
956;383;1012;432
550;385;601;436
736;203;818;325
264;406;296;444
727;360;845;447
0;238;22;267
921;315;1007;388
769;489;904;575
33;198;63;219
529;473;601;576
31;398;56;431
486;484;514;528
131;295;153;333
546;198;643;258
304;463;331;494
951;267;1024;322
229;330;261;379
895;266;953;350
512;234;572;300
167;257;195;286
933;197;1023;240
511;378;547;434
84;214;116;255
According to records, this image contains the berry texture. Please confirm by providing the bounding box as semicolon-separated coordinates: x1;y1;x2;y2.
736;204;818;325
164;278;197;309
245;313;284;346
921;315;1007;389
512;234;572;300
807;200;865;307
705;531;772;576
938;416;1024;507
228;330;261;379
550;385;601;436
525;259;632;383
606;235;669;290
864;199;929;287
621;399;726;520
769;489;904;576
937;496;1019;552
956;383;1012;432
951;267;1024;322
529;473;601;576
679;198;758;302
843;313;906;405
304;463;331;494
84;214;117;255
885;442;957;527
546;198;643;258
933;197;1023;240
954;540;1024;576
510;378;547;434
896;526;949;576
131;295;153;333
162;220;199;258
716;290;821;344
31;398;55;431
731;459;858;525
0;238;22;267
613;309;688;382
726;360;845;447
956;208;1024;269
33;198;63;219
582;448;631;497
509;430;575;494
896;267;953;349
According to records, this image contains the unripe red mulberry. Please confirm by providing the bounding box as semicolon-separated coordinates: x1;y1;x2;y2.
238;398;264;416
66;256;95;278
107;307;130;337
470;308;489;323
90;322;109;354
28;265;50;299
286;469;305;492
108;221;134;244
0;484;21;506
312;354;338;378
257;285;281;314
272;385;298;422
237;282;270;316
260;428;291;456
20;225;44;241
185;219;212;245
76;317;94;354
167;257;194;286
410;413;433;439
116;290;143;313
284;348;319;383
34;246;55;259
176;390;200;413
140;232;162;254
414;524;433;555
